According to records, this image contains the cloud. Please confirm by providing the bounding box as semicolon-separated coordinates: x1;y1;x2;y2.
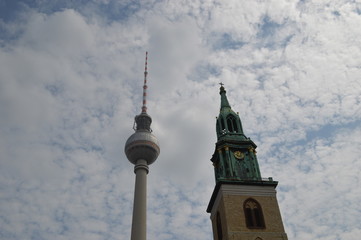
146;15;206;94
0;1;361;240
277;126;361;239
19;9;94;56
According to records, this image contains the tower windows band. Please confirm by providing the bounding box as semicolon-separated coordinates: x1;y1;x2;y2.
243;198;265;229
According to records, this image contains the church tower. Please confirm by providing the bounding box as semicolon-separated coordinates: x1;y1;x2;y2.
207;84;287;240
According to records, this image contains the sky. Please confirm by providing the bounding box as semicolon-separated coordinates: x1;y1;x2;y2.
0;0;361;239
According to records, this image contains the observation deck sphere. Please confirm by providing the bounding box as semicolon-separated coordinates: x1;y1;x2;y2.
125;131;160;165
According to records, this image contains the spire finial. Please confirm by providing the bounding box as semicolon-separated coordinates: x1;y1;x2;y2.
219;83;230;109
141;51;148;113
219;82;225;92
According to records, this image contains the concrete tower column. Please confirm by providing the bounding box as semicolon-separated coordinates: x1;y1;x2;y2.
131;159;149;240
124;52;159;240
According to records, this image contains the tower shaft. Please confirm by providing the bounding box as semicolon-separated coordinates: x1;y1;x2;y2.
124;52;159;240
131;159;149;240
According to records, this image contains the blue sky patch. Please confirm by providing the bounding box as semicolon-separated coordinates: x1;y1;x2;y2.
211;33;246;50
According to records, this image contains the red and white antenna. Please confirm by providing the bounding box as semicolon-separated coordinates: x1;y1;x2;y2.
141;51;148;113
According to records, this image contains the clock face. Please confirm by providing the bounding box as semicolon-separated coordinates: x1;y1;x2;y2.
234;151;244;160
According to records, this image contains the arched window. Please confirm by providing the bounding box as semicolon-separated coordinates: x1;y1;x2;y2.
243;198;265;229
216;212;223;240
226;115;238;133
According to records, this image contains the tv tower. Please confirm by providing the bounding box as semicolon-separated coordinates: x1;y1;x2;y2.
124;52;160;240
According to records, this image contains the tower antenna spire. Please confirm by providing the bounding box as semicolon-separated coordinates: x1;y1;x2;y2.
125;51;160;240
141;51;148;113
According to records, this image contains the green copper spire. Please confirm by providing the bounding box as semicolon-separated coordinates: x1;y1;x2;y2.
220;84;231;110
211;84;263;183
216;84;245;139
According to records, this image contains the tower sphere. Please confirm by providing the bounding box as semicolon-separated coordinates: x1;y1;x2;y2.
125;130;160;165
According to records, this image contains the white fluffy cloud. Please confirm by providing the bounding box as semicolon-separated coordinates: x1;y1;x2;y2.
0;1;360;240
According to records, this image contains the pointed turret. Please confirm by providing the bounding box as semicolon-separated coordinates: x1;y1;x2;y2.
211;84;262;182
216;84;246;140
